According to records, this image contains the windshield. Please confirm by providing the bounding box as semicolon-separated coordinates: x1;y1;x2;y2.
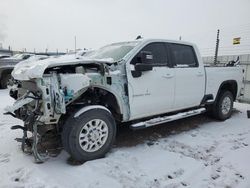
12;54;30;59
84;41;140;62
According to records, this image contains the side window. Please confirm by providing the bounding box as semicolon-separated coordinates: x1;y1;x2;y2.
169;44;198;67
143;43;168;64
131;42;168;65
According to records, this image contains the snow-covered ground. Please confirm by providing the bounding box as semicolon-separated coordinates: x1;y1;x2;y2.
0;89;250;188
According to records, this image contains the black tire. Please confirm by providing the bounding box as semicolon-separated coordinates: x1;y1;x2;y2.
1;73;11;89
61;115;76;154
212;90;234;121
62;108;116;162
61;107;82;154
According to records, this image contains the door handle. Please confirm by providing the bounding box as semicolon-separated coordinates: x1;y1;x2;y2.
163;73;174;79
196;71;203;77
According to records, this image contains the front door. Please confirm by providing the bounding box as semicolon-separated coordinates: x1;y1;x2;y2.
126;42;175;120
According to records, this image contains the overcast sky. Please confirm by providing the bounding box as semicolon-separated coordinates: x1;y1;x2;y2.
0;0;250;55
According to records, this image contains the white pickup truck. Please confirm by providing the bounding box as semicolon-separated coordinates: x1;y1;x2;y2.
6;39;243;163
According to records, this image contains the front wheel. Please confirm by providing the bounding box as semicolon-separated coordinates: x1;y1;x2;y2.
62;108;116;162
212;90;234;121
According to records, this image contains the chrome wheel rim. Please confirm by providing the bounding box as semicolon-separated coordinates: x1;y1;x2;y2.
221;96;231;115
78;119;108;152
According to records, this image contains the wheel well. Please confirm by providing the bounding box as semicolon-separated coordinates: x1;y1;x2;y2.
218;80;238;101
0;69;13;88
72;87;123;122
1;69;13;76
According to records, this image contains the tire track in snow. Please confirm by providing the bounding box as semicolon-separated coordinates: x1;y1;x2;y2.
157;137;246;187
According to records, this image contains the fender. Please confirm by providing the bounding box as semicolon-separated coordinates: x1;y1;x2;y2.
0;67;14;79
215;80;238;101
90;85;129;121
74;105;111;118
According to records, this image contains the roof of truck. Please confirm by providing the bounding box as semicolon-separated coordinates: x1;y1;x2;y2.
132;38;195;46
104;38;195;48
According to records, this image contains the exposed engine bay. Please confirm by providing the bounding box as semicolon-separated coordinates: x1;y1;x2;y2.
5;61;128;162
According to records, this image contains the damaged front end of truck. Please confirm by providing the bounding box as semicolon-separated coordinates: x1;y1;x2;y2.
4;41;139;163
4;57;127;163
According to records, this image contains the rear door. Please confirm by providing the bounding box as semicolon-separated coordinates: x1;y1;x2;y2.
127;42;175;120
168;43;205;109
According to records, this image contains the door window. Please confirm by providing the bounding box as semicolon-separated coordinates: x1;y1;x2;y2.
131;42;168;65
169;44;198;67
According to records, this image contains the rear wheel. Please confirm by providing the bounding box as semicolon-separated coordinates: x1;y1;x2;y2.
62;108;116;162
212;90;234;121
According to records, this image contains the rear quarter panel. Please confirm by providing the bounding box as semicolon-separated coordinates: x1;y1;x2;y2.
205;66;243;101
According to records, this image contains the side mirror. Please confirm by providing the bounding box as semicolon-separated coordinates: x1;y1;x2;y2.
134;64;153;71
134;51;153;71
131;51;153;77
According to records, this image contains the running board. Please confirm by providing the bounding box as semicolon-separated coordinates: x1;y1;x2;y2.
130;108;206;130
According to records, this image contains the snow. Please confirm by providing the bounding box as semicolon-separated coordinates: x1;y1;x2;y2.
0;89;250;188
14;55;49;70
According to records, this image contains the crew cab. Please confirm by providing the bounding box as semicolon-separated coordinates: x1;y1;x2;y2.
5;39;243;163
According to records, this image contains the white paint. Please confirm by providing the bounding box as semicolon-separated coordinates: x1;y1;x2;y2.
74;105;111;118
11;55;114;81
174;66;205;109
4;97;34;113
126;39;243;121
60;74;90;94
127;66;175;119
205;66;243;100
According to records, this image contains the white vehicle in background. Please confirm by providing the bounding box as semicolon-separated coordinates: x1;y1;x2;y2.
6;39;244;163
0;53;35;88
6;55;49;88
14;55;49;69
61;49;94;59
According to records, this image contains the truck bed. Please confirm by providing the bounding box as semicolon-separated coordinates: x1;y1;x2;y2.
205;66;243;100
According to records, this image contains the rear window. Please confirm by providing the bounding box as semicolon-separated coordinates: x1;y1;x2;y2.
169;44;198;67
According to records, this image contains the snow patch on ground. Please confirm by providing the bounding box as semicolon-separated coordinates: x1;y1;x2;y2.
0;89;249;188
